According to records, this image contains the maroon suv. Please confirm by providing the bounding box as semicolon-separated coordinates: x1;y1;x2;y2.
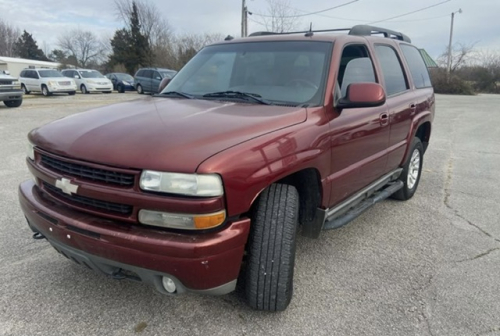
19;25;434;311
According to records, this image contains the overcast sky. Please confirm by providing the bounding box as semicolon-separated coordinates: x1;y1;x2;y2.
1;0;498;58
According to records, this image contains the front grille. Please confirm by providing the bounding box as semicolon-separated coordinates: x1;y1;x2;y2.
58;81;71;86
43;182;132;215
0;80;13;85
41;154;135;187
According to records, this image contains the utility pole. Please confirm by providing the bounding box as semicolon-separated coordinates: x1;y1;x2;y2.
447;8;462;77
241;0;248;37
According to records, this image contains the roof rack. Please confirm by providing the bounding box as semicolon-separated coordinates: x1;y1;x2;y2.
249;25;411;43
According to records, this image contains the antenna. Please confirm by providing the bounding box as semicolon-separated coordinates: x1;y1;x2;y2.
305;23;314;37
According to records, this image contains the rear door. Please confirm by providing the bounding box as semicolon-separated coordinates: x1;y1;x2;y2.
29;70;39;91
328;43;391;205
142;70;153;91
373;44;414;170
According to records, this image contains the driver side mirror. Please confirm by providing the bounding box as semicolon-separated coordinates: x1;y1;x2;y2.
337;83;386;109
74;75;80;79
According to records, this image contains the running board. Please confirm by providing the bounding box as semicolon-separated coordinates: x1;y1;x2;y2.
323;180;404;231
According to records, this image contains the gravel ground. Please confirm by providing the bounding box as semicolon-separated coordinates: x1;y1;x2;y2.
0;93;499;336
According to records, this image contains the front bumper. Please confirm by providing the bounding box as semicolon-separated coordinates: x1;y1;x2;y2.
19;179;250;295
87;84;113;92
49;86;76;93
0;89;23;101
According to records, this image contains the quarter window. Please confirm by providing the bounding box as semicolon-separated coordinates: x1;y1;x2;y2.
374;45;408;96
400;45;432;89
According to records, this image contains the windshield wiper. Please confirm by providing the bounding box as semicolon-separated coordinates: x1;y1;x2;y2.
158;91;194;99
202;91;271;105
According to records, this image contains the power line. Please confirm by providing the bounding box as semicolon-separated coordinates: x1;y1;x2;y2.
251;0;359;19
367;0;452;24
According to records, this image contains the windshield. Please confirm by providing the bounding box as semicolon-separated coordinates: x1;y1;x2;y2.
80;70;105;78
39;70;64;78
116;73;134;81
164;41;332;106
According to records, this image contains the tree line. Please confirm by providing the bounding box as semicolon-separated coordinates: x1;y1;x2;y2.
0;0;223;74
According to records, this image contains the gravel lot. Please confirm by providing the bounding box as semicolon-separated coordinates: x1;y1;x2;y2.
1;93;499;336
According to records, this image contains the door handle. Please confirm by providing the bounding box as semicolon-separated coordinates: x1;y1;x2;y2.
410;103;417;115
379;113;389;126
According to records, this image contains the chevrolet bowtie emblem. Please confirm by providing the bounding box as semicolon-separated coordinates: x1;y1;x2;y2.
55;178;79;195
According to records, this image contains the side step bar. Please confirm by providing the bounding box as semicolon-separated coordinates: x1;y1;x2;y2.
323;181;403;230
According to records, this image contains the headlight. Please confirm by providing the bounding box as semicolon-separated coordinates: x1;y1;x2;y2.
122;81;130;85
138;209;226;230
27;142;35;160
87;80;96;84
13;81;21;89
140;171;224;197
47;81;56;86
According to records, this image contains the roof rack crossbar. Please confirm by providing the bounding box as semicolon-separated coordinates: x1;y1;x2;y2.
249;28;351;37
248;25;411;43
348;25;411;43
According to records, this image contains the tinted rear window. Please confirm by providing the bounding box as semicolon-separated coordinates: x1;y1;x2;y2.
374;45;409;96
400;45;432;89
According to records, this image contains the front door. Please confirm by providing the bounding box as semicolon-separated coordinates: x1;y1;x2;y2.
151;71;162;93
328;43;391;206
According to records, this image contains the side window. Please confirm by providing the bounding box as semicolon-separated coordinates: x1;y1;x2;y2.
374;45;409;96
32;71;39;79
152;71;161;80
400;45;432;89
136;70;144;77
20;71;25;77
143;70;152;78
337;44;377;99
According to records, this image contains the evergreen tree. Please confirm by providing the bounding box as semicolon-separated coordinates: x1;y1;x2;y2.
109;2;151;74
13;31;48;61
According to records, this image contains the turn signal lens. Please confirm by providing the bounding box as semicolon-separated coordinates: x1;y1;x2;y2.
194;211;226;229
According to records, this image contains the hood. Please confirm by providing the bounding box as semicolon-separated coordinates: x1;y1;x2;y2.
30;97;306;173
0;74;17;80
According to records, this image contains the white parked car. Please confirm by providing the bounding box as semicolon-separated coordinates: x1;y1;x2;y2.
19;69;77;96
62;69;113;94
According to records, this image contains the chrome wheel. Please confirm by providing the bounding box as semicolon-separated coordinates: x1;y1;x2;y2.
407;149;420;189
42;86;48;96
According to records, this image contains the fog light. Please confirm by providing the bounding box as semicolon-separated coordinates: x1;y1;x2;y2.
162;276;177;293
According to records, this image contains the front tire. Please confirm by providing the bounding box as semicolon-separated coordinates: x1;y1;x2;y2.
41;85;52;97
118;85;125;93
137;84;143;94
22;84;30;94
81;85;89;94
68;91;76;96
245;184;299;311
3;100;22;108
103;91;112;94
392;138;424;201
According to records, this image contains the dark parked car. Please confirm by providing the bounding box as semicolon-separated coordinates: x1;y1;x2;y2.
134;67;177;94
19;25;434;312
105;73;135;93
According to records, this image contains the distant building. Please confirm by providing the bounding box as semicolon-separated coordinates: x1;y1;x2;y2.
0;56;61;78
419;49;438;68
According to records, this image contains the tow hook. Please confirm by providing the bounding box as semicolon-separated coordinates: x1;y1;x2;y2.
32;232;46;240
111;269;127;280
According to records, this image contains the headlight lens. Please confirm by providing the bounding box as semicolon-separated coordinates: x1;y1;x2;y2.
13;81;21;89
27;142;35;160
140;171;223;197
138;209;226;230
122;81;130;85
47;81;56;86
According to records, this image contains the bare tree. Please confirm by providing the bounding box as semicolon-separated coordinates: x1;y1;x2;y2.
173;33;225;69
438;42;477;73
57;29;106;67
260;0;301;33
0;19;21;57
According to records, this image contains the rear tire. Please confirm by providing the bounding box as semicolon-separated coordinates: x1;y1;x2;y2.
245;184;299;311
392;138;424;201
3;100;22;108
68;91;76;96
137;84;143;94
103;91;112;94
